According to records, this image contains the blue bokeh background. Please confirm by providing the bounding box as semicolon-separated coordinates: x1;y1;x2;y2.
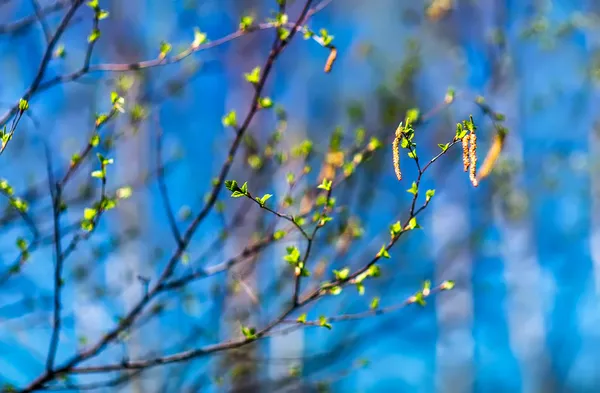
2;0;600;392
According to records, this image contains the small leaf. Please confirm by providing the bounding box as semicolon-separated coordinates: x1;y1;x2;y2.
376;245;390;259
244;67;261;84
239;15;254;31
317;178;332;191
333;267;350;280
455;123;467;140
225;180;238;191
318;315;332;330
18;99;29;112
356;283;365;295
407;182;418;195
406;217;420;230
241;325;257;340
286;172;295;184
273;230;286;240
278;27;290;41
192;27;207;47
368;137;382;151
425;189;435;202
329;286;342;295
370;297;380;309
367;265;381;277
293;216;305;226
405;108;420;123
390;221;402;238
441;280;455;290
88;28;101;43
297;313;307;323
16;237;27;251
84;208;97;220
438;143;449;152
159;41;172;57
102;198;116;211
414;292;426;307
81;219;94;232
258;193;272;206
222;110;237;128
259;97;273;108
422;280;432;296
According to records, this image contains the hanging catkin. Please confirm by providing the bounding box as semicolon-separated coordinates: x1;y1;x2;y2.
392;131;402;181
469;131;478;187
478;127;506;181
462;135;470;172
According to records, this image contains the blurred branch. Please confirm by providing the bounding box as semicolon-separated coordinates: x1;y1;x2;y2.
0;0;71;35
18;1;319;390
30;0;52;42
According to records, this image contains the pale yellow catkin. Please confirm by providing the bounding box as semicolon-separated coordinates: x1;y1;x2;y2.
392;136;401;181
462;136;469;172
469;132;478;187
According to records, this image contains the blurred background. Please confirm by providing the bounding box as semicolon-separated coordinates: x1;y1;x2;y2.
1;0;600;392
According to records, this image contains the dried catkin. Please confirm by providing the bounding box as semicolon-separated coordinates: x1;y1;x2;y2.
469;132;478;187
462;136;470;172
392;135;401;181
324;47;337;73
478;129;506;181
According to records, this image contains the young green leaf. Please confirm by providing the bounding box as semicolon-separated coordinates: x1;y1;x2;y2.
317;178;332;191
318;316;332;330
88;28;100;43
376;245;390;259
440;280;455;290
192;27;207;47
240;15;254;31
425;189;435;202
257;193;272;206
406;217;420;230
390;221;402;238
370;297;380;309
333;267;350;280
245;67;261;84
273;230;286;240
222;110;237;128
407;182;418;195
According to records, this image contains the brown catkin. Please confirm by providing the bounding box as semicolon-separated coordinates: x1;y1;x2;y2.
324;47;337;73
392;136;402;181
469;132;478;187
462;136;470;172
